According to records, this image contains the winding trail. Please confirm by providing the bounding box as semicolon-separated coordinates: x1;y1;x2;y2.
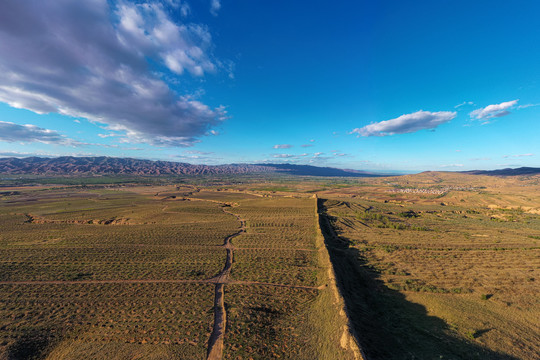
206;208;244;360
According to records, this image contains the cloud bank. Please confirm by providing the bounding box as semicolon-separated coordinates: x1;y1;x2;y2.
0;121;75;145
352;110;456;137
0;0;226;147
470;100;518;120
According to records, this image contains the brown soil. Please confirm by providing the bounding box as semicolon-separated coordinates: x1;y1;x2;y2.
206;209;244;360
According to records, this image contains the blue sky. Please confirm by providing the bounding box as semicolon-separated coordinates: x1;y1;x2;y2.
0;0;538;172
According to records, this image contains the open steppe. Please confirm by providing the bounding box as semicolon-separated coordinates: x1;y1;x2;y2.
316;172;540;359
0;171;538;359
0;183;358;359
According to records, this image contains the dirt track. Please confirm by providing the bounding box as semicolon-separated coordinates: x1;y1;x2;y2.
206;208;244;360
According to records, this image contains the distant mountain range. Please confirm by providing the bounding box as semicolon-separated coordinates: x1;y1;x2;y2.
1;157;537;178
0;156;382;177
461;167;540;176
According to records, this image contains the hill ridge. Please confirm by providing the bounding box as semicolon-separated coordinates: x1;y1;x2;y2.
0;156;381;177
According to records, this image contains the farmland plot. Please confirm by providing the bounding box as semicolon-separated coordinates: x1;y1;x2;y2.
0;187;357;359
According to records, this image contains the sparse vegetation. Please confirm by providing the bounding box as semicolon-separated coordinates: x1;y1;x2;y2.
318;171;540;360
0;184;357;359
0;171;538;359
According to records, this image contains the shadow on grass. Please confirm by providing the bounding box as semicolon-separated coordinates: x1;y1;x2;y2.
6;327;60;360
317;199;518;360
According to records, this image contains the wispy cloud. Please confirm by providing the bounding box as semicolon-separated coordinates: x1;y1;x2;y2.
0;151;54;158
517;103;540;109
0;1;227;147
455;101;474;109
184;150;214;155
0;121;77;145
210;0;221;16
440;164;464;168
273;144;293;149
470;100;518;120
0;150;101;158
273;154;296;158
301;144;314;148
351;110;456;137
98;133;117;138
503;153;534;158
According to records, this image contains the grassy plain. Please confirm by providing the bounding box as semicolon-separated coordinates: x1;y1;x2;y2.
0;184;357;359
0;186;238;358
189;191;358;359
1;171;538;359
317;172;540;359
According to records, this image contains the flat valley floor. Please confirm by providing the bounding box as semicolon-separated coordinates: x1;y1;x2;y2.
0;173;538;359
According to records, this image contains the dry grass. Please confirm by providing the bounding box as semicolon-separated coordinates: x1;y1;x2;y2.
0;186;357;359
320;173;540;359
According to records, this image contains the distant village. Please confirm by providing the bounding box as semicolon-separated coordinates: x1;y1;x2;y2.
389;186;481;195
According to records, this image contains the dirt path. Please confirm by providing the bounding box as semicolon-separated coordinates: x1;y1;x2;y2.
206;208;244;360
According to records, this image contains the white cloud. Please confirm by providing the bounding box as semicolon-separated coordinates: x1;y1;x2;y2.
517;103;540;109
0;150;105;158
273;144;293;149
351;110;456;137
273;154;296;158
0;121;77;145
503;153;534;158
184;150;214;155
0;0;227;147
470;100;518;120
455;101;474;109
440;164;464;168
210;0;221;16
98;133;117;138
